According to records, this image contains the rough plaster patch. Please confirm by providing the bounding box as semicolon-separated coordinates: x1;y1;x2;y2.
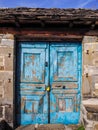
93;59;98;67
95;83;98;89
84;65;98;76
2;106;5;119
2;34;14;40
1;39;14;47
82;36;98;44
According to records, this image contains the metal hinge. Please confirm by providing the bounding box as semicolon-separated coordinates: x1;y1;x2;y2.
86;50;89;55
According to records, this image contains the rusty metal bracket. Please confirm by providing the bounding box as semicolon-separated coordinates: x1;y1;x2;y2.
8;78;11;83
86;73;88;78
8;53;11;58
86;50;89;55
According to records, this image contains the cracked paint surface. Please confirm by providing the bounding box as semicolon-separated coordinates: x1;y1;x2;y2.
16;42;82;125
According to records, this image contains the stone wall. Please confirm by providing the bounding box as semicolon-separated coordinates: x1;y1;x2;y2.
82;36;98;97
0;34;14;127
0;34;98;127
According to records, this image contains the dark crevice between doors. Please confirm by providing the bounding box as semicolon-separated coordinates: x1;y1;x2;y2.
15;42;21;128
48;42;50;123
48;91;50;123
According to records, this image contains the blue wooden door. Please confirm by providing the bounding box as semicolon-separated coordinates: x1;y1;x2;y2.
50;43;82;124
16;42;82;125
17;43;49;125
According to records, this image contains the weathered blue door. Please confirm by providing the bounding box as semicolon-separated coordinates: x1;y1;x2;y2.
17;43;49;125
16;42;82;125
50;43;82;124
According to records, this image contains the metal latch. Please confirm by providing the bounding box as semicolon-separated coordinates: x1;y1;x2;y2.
46;86;50;92
45;62;48;67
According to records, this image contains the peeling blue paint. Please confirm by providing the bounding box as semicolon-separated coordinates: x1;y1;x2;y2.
16;42;82;125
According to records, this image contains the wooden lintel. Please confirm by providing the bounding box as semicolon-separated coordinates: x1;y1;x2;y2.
40;20;45;27
69;22;73;28
14;16;20;28
0;27;98;37
15;34;83;42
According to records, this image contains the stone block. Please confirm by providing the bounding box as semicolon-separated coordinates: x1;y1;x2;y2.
87;112;98;121
94;124;98;130
0;106;3;118
2;34;14;40
83;43;98;66
5;105;13;123
0;80;4;98
0;46;13;71
1;39;14;47
0;34;14;128
82;42;98;96
0;120;13;130
15;125;35;130
82;36;98;44
37;124;65;130
0;72;13;102
83;98;98;113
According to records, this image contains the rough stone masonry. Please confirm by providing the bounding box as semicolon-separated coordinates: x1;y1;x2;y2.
0;34;14;127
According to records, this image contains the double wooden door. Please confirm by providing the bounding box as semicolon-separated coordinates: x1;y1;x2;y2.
16;42;82;125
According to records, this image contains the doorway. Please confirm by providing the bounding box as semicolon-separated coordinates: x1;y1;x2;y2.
16;42;82;125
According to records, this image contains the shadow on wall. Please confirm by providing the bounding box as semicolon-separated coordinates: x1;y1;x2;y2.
0;120;13;130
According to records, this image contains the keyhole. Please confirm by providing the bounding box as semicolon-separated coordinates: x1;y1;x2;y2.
63;86;66;89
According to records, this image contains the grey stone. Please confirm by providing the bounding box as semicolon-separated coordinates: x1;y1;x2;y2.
0;106;3;118
0;120;13;130
15;125;35;130
82;36;98;44
1;39;14;47
5;105;13;123
2;34;14;40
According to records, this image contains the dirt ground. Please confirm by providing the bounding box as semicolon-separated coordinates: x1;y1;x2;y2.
15;124;82;130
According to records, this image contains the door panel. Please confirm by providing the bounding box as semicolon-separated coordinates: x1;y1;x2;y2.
50;45;78;82
50;43;82;124
17;43;49;125
21;48;45;83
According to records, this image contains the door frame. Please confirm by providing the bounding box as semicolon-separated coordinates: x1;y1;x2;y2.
14;41;82;127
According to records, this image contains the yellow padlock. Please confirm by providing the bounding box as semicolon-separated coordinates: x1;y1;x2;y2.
46;86;50;92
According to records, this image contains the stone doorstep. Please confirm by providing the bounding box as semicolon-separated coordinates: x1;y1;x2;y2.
94;124;98;130
15;124;81;130
83;98;98;121
83;98;98;112
16;123;98;130
87;112;98;121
